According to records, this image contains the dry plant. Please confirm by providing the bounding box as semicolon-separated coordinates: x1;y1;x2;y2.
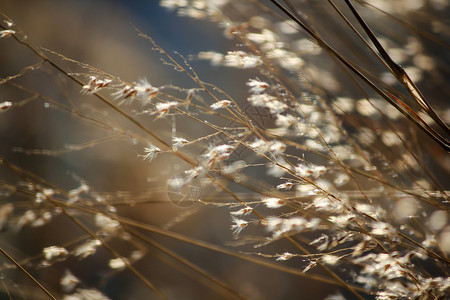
0;0;449;299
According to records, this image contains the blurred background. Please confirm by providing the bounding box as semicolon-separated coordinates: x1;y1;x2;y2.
1;1;319;299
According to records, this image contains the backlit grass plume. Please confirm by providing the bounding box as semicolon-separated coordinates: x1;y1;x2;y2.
0;1;449;299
